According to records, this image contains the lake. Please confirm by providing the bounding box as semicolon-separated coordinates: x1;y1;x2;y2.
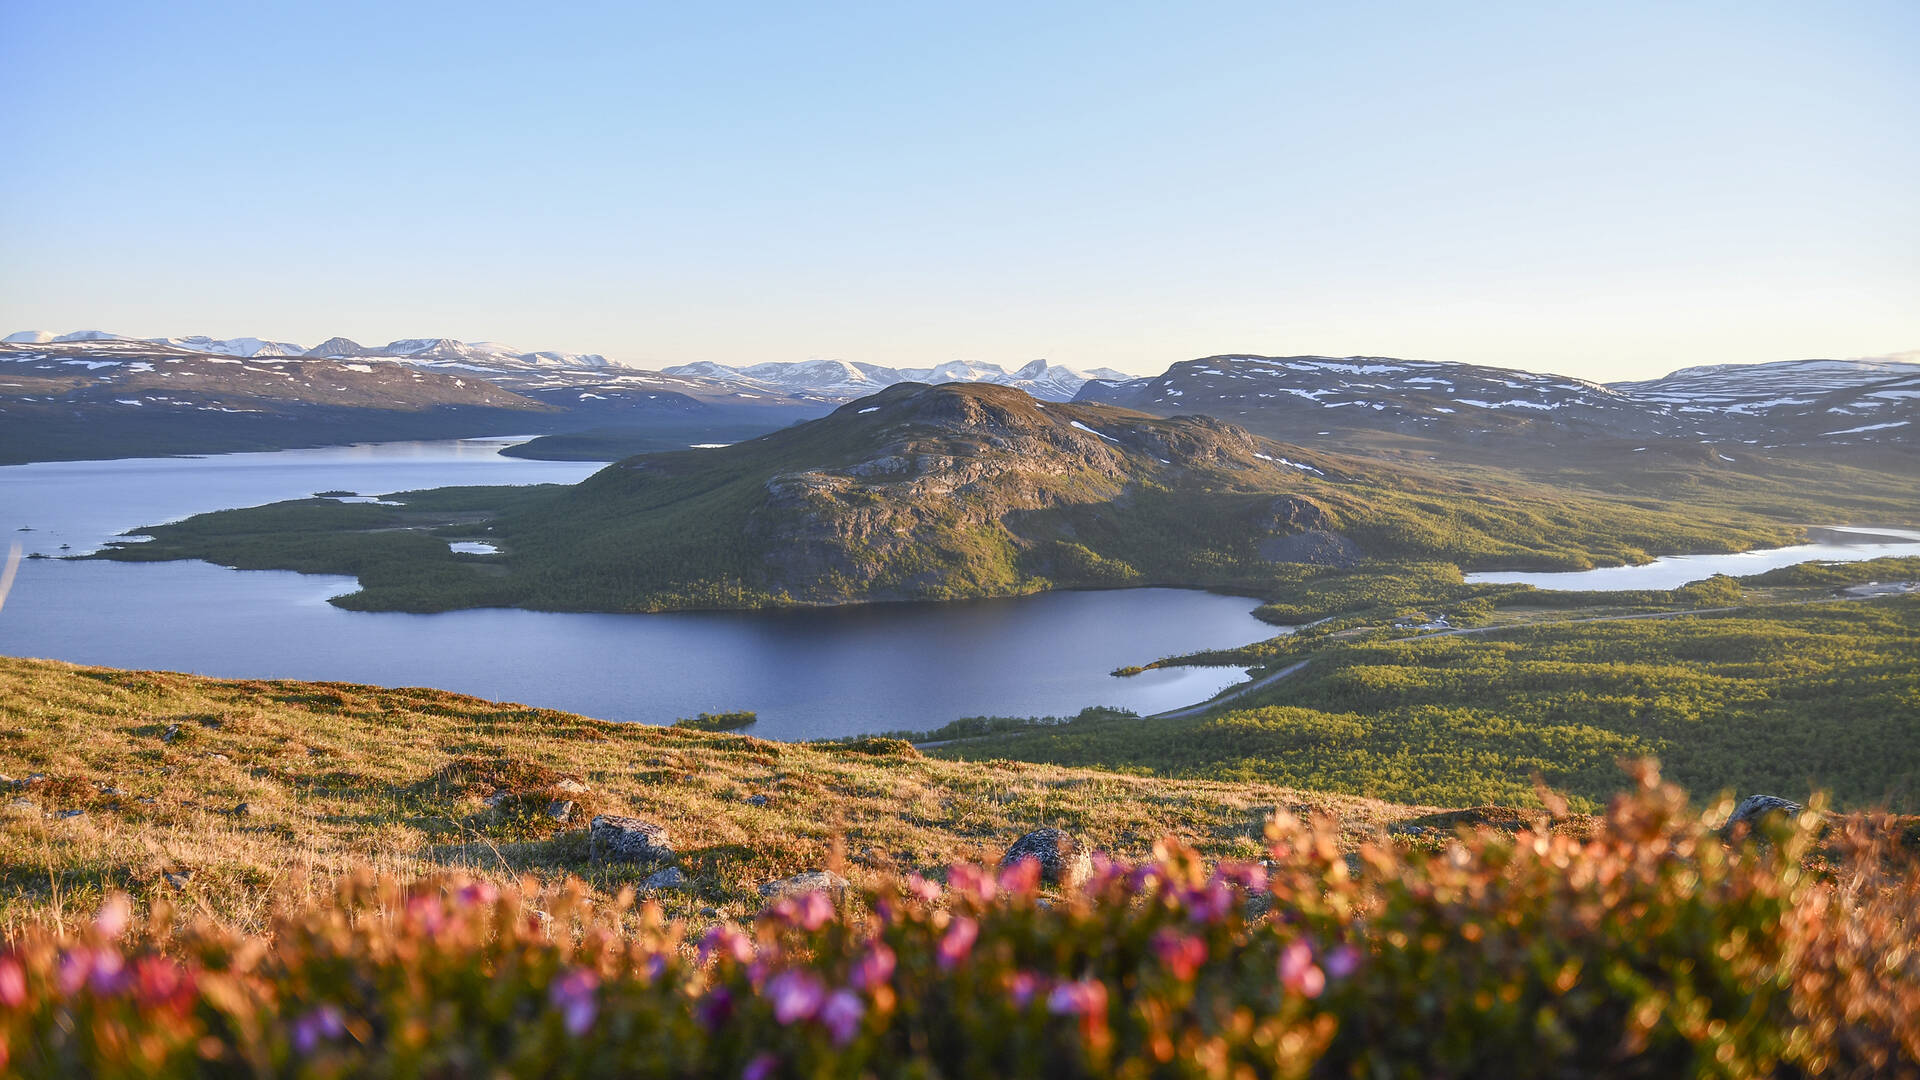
0;439;1277;739
1464;526;1920;591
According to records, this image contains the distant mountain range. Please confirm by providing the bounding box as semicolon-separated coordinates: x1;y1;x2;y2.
3;331;1913;463
664;358;1131;402
1074;354;1918;450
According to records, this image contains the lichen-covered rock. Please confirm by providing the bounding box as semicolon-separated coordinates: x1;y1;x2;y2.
643;867;687;890
1724;795;1803;834
1000;828;1093;889
546;799;575;823
759;870;850;899
589;815;672;862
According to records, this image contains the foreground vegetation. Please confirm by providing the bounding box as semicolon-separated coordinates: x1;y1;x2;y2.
0;656;1430;935
939;593;1920;812
5;765;1918;1077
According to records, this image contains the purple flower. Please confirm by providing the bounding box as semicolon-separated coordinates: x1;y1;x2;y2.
850;942;895;991
1213;861;1268;893
1279;940;1325;998
87;948;128;995
1086;852;1126;894
1324;944;1361;980
742;1052;780;1080
1006;971;1042;1007
766;970;826;1024
936;916;979;970
292;1005;346;1053
1046;979;1107;1017
1184;881;1235;924
820;989;865;1045
55;949;89;995
549;967;600;1035
696;986;735;1031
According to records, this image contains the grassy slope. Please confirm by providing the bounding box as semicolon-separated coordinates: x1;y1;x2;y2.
0;656;1440;937
937;594;1920;812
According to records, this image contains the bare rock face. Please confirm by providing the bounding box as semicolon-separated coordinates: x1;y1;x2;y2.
589;815;672;862
759;870;850;899
1724;795;1803;835
1000;828;1093;889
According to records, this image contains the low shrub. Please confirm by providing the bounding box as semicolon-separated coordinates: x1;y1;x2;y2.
3;764;1915;1077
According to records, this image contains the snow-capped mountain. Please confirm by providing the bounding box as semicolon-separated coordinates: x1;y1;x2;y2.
661;357;1131;402
1075;355;1679;440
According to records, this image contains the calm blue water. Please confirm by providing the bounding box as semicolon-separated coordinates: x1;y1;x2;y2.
0;439;1274;738
1465;527;1920;591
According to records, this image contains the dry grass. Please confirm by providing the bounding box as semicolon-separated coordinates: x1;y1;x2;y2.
0;656;1448;937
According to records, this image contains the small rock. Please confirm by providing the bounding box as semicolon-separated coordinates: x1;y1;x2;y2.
7;798;34;811
23;773;45;785
745;794;770;807
760;870;850;899
643;867;687;890
162;871;193;890
589;815;672;862
1724;794;1803;834
482;790;513;808
1000;828;1093;889
555;778;590;794
54;809;84;820
205;753;229;763
96;783;126;796
546;799;575;823
1388;823;1429;837
161;724;181;742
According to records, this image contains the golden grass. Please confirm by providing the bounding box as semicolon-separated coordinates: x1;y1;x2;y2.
0;656;1445;937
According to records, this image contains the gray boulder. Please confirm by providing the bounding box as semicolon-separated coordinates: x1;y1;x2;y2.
643;866;687;890
1724;794;1803;835
546;799;575;823
589;815;672;863
759;870;850;899
1000;828;1093;889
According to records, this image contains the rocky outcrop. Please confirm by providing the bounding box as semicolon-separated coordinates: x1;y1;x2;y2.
1723;795;1804;835
759;870;850;899
589;815;672;863
1000;828;1094;889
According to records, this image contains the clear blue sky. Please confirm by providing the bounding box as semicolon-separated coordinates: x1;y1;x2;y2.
3;1;1915;379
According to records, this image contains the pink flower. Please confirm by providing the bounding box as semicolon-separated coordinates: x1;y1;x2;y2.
1279;941;1325;998
1086;852;1126;893
946;863;998;905
695;986;734;1031
820;989;865;1045
699;925;755;966
766;970;826;1024
904;873;943;904
997;857;1041;895
791;890;834;931
1046;978;1108;1017
936;916;979;970
1151;929;1208;981
55;949;89;995
0;956;25;1008
548;967;600;1035
742;1051;779;1080
850;942;896;991
454;882;499;908
94;895;131;939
